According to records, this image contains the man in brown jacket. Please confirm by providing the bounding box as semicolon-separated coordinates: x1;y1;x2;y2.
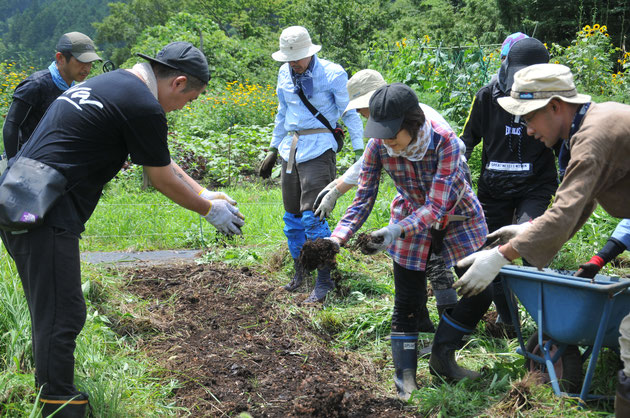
452;63;630;416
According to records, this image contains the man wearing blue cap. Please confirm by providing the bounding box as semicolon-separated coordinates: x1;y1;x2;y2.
2;32;102;165
0;42;244;416
460;35;555;331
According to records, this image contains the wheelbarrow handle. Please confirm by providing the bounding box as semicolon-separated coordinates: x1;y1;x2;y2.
603;279;630;296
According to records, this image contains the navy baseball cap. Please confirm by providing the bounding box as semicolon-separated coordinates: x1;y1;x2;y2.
138;42;210;84
364;83;419;139
56;32;101;63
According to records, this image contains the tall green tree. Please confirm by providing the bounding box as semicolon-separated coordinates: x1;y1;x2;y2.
94;0;177;65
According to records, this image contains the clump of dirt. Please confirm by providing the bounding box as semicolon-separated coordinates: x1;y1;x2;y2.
115;261;413;417
348;232;383;255
481;310;516;339
298;238;340;271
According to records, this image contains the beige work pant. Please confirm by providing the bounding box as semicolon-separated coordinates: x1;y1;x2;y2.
620;313;630;376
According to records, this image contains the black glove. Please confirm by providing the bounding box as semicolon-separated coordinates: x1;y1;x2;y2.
258;148;278;179
574;255;605;279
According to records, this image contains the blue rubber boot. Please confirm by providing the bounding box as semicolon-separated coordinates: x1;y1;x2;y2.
391;332;419;401
283;258;306;292
304;267;334;303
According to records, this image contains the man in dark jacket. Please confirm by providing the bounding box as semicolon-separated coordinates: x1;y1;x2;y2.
2;32;102;161
460;36;556;327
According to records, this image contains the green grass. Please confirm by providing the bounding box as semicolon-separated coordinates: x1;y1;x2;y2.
1;174;627;416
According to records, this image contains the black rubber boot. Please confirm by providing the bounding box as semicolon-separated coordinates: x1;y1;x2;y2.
429;312;481;381
418;303;458;358
391;332;418;401
283;259;305;292
41;392;89;417
616;370;630;418
304;267;334;303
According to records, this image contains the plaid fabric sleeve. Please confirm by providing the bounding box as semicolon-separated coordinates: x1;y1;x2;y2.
397;128;462;238
332;139;381;243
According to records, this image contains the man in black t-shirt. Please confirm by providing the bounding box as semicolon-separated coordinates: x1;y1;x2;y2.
0;42;244;417
2;32;102;162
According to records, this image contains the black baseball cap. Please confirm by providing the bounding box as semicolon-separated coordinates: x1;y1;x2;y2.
137;42;210;84
364;83;419;139
56;32;102;63
503;37;549;92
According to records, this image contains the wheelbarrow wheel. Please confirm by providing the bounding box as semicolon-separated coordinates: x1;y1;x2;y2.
525;332;582;393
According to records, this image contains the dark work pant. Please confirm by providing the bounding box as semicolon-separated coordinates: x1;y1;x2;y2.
449;265;494;329
478;183;556;322
1;226;86;397
477;183;556;242
281;149;336;214
391;261;428;333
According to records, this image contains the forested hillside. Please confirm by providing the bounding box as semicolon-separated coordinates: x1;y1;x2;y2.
0;0;116;67
0;0;628;77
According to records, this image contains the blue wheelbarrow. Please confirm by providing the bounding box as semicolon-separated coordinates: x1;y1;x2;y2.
498;265;630;402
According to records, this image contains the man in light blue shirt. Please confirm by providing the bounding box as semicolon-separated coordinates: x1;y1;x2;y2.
259;26;363;303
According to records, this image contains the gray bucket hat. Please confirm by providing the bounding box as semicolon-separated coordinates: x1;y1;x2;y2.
272;26;321;62
344;69;387;114
498;64;591;116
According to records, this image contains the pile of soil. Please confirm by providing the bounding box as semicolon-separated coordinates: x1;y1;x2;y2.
117;261;416;417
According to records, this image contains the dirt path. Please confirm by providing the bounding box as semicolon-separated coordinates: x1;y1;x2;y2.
115;261;417;417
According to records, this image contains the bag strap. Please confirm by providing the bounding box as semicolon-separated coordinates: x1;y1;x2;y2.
296;89;336;134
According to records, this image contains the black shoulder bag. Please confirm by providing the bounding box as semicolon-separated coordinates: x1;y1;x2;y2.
296;89;345;152
0;157;68;231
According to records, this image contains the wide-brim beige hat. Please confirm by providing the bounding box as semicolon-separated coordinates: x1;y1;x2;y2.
343;69;387;114
271;26;321;62
498;63;591;115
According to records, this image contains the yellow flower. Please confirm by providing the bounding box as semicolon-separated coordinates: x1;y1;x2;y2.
593;24;600;30
600;25;607;32
583;25;591;31
554;60;560;64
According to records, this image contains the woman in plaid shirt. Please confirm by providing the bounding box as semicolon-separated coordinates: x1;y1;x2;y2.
329;83;489;399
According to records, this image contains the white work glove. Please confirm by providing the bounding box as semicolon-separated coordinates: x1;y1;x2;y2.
204;199;245;236
365;224;403;254
453;247;510;298
485;222;532;249
314;187;343;220
199;188;237;205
